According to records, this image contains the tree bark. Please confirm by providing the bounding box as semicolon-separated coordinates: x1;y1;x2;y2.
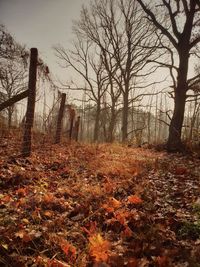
21;48;38;157
167;51;188;152
167;90;186;151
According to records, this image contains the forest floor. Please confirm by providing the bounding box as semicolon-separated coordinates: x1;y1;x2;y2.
0;134;200;267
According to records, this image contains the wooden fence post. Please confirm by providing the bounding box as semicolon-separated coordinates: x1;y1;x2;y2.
21;48;38;157
55;93;66;143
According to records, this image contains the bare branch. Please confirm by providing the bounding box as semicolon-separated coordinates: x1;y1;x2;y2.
137;0;178;49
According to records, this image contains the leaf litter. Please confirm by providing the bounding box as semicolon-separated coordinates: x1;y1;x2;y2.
0;138;200;266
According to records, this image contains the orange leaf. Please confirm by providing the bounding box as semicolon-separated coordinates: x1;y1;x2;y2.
43;193;54;203
110;197;121;208
102;197;121;213
1;195;12;203
115;210;130;225
43;210;54;218
89;233;111;262
59;238;76;261
102;204;114;213
127;195;143;204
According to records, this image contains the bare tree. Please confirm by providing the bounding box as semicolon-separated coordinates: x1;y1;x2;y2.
137;0;200;151
55;37;109;142
0;62;27;127
0;24;28;64
74;0;158;142
0;25;29;127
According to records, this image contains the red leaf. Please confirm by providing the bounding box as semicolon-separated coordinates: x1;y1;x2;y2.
127;195;143;204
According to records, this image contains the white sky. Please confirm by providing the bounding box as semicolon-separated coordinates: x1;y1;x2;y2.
0;0;197;109
0;0;87;84
0;0;174;109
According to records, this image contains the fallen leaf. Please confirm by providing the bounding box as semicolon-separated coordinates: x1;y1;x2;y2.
15;230;32;242
155;256;169;267
127;258;138;267
89;233;111;262
43;210;54;218
174;166;188;175
16;187;27;197
127;195;143;204
102;197;121;213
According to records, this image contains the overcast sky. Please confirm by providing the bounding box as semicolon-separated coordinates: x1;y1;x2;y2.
0;0;86;83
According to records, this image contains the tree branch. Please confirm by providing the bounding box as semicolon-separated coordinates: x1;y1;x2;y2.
137;0;178;49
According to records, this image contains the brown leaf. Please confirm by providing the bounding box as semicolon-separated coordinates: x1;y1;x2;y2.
174;166;188;175
155;256;169;267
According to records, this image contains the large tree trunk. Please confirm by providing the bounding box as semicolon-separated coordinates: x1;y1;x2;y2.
122;91;129;142
167;52;188;152
167;89;186;151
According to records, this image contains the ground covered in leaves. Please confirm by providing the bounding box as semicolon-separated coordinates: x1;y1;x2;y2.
0;135;200;267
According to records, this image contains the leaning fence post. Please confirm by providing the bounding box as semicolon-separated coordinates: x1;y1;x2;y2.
21;48;38;157
55;93;66;144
